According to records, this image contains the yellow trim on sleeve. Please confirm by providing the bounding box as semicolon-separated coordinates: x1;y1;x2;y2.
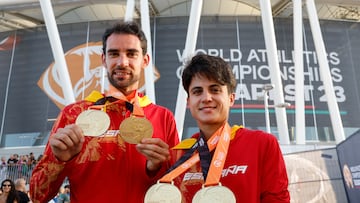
84;91;104;102
138;95;152;107
231;125;243;139
172;138;197;149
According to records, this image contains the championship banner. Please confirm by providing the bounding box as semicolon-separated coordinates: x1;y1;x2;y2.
337;129;360;202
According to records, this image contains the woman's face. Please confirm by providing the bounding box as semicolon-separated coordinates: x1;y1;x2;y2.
1;181;12;193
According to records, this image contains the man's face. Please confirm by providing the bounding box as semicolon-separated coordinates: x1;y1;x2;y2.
102;33;149;94
187;75;234;128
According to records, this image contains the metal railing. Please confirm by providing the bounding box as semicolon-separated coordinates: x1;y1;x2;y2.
0;163;34;183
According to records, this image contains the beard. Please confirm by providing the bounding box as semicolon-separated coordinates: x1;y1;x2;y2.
107;68;139;90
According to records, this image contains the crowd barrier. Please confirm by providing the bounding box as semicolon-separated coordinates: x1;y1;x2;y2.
0;164;33;183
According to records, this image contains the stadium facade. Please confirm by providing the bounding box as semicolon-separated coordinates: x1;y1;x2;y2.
1;1;360;202
1;16;360;151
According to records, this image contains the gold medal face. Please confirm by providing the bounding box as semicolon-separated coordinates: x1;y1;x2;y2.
144;183;182;203
192;185;236;203
119;116;153;144
75;110;110;137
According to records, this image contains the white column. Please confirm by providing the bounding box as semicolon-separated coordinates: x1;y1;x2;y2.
294;0;306;144
39;0;75;105
140;0;156;103
174;0;203;140
264;91;271;133
306;0;346;143
259;0;290;144
124;0;135;22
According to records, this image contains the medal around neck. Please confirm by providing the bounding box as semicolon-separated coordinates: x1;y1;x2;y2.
119;116;153;144
144;182;182;203
192;184;236;203
75;110;110;136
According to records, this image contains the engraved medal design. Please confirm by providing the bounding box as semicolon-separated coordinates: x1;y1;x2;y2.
144;182;182;203
192;185;236;203
119;116;153;144
75;110;110;136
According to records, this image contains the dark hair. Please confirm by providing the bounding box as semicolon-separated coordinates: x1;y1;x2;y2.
182;54;236;95
102;21;147;55
1;179;20;203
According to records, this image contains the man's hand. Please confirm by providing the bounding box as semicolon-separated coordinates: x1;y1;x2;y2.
49;124;85;162
136;138;170;173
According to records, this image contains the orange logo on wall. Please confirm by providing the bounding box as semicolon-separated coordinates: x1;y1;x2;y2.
37;41;160;109
0;35;20;50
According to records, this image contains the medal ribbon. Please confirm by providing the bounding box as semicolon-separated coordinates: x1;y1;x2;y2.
205;123;231;186
89;85;145;117
159;123;231;186
164;133;210;179
197;133;211;180
107;85;144;116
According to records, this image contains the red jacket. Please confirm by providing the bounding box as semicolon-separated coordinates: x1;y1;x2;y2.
30;94;179;203
172;127;290;203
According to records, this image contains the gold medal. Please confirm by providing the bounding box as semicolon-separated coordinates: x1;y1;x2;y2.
119;116;153;144
192;184;236;203
75;110;110;136
144;182;182;203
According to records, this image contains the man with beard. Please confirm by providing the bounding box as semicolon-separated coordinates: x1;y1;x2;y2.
30;21;179;203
